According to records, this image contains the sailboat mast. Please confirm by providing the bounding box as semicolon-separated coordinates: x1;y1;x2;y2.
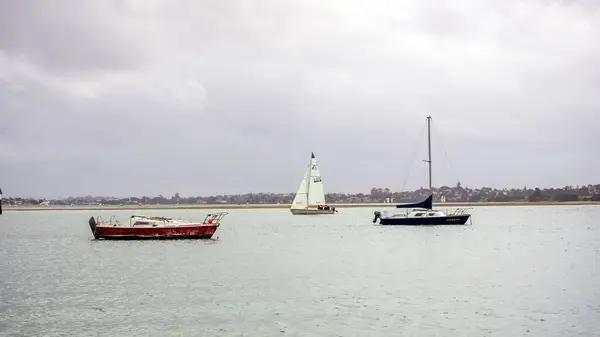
427;116;432;193
306;152;313;206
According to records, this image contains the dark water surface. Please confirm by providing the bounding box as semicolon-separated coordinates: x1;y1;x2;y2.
1;206;599;336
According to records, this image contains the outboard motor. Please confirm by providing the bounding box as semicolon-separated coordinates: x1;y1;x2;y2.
373;211;382;223
88;216;99;239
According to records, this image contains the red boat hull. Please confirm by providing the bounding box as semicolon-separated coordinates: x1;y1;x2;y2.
94;225;218;240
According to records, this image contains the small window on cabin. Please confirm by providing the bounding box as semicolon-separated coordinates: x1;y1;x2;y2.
414;213;424;217
428;213;436;216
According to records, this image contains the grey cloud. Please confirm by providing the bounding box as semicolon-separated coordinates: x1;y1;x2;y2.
0;1;157;73
1;0;599;198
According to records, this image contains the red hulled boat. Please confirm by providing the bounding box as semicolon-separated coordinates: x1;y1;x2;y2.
88;212;228;240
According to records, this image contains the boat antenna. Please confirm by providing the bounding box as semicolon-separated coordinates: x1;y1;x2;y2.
0;187;3;215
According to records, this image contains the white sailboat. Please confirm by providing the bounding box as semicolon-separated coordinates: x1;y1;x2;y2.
290;152;337;215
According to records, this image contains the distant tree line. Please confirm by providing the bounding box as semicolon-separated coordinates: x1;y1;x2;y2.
3;183;600;206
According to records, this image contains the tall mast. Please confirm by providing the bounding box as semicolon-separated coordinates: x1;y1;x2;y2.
306;152;314;206
427;116;432;193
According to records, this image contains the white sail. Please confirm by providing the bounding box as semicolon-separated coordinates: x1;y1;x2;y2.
291;152;327;210
307;155;326;206
291;167;310;209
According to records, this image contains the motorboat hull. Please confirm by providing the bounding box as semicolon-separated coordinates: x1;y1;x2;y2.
89;216;218;240
290;208;337;215
378;215;470;226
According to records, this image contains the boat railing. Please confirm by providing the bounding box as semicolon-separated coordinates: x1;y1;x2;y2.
202;212;229;226
96;215;121;227
446;207;472;216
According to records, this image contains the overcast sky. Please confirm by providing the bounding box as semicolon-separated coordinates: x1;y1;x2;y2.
1;0;599;198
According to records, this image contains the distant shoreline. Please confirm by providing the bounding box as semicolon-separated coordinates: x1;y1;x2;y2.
2;201;599;212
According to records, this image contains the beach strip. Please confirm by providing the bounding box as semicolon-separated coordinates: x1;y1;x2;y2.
2;200;600;211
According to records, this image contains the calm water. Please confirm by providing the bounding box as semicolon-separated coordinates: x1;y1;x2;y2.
1;206;599;336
